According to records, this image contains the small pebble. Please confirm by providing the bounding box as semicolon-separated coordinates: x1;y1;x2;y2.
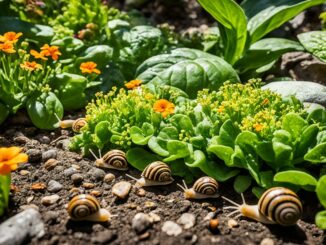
138;232;150;241
136;188;146;197
148;212;161;223
90;190;102;197
27;196;34;203
204;212;215;221
37;135;51;144
41;195;60;206
43;159;59;170
91;230;117;244
162;221;182;236
20;170;30;176
145;201;157;209
177;213;196;229
26;149;42;163
47;180;63;193
112;181;132;199
83;182;95;189
104;173;115;183
56;139;70;151
132;213;152;234
89;168;106;182
64;167;78;177
43;211;58;224
42;149;57;162
71;164;80;170
260;238;274;245
14;136;29;144
71;174;84;185
228;219;239;228
31;183;46;191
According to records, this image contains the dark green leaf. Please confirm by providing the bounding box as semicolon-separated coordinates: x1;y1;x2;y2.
234;175;252;193
126;148;161;171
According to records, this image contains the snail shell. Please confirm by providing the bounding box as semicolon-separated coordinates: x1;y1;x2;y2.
183;176;219;199
95;150;128;171
222;187;302;226
72;118;87;133
67;194;111;222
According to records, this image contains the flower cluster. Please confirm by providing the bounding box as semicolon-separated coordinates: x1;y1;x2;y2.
0;32;22;54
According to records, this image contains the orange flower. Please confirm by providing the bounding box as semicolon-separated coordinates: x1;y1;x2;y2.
0;42;16;53
153;99;175;118
217;105;225;113
253;123;264;132
262;98;269;105
0;32;23;43
20;61;42;71
125;79;142;89
40;44;61;60
30;49;48;60
80;61;101;74
0;147;28;175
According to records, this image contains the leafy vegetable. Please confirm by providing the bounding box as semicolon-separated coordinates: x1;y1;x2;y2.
316;176;326;229
298;31;326;62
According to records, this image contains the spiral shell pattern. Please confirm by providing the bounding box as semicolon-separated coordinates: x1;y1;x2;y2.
72;118;87;133
102;150;128;169
68;194;100;220
258;187;302;226
193;177;218;195
141;161;172;182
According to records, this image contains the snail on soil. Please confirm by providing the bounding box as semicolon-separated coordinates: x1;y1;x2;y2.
67;194;111;222
54;114;87;133
222;187;303;226
89;149;128;171
177;176;219;199
126;161;174;187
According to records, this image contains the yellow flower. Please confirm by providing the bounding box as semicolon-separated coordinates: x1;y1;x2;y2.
0;32;22;43
253;123;265;132
0;147;28;175
217;105;225;113
40;44;61;60
153;99;175;118
0;42;16;53
30;49;48;60
125;79;142;89
79;61;101;74
20;61;42;71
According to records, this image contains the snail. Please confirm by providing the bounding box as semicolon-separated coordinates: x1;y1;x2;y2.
177;176;219;199
126;161;174;186
222;187;303;226
89;149;128;171
54;113;87;132
67;194;111;222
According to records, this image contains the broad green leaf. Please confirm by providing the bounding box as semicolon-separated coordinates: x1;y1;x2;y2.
235;131;258;155
157;127;179;140
307;108;326;124
242;0;325;44
252;186;266;198
298;31;326;62
316;175;326;208
260;171;274;189
272;142;293;167
274;170;317;191
76;45;113;68
273;130;292;146
207;145;234;166
94;121;110;149
136;48;239;99
130;122;154;145
304;143;326;163
234;175;252;193
217;120;240;148
295;124;319;159
170;114;194;134
197;0;247;64
317;131;326;144
164;141;193;162
315;211;326;229
256;141;275;162
282;113;307;140
148;136;169;157
126;148;161;171
236;38;304;73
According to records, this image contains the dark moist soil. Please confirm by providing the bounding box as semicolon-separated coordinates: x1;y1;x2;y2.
0;114;325;245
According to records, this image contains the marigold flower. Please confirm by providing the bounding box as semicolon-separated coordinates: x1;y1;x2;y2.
0;147;28;175
40;44;61;60
0;42;16;53
125;79;142;89
80;61;101;74
253;123;265;132
20;61;42;71
30;49;48;60
0;32;23;43
153;99;175;118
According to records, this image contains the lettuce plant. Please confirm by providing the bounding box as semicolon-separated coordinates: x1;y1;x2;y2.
316;175;326;229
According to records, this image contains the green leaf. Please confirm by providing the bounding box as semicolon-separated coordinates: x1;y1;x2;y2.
295;124;319;159
315;211;326;229
94;121;111;149
307;108;326;124
77;45;113;68
0;174;10;216
126;148;161;171
217;120;240;148
242;0;325;44
274;170;317;191
197;0;247;64
304;142;326;163
260;171;274;189
148;136;169;157
130;123;154;145
256;141;275;162
136;48;239;99
282;113;307;140
252;186;266;198
170;114;194;134
234;175;252;193
272;142;293;167
164;141;193;162
316;175;326;208
235;131;258;155
298;31;326;62
0;103;9;125
273;130;292;145
207;145;234;166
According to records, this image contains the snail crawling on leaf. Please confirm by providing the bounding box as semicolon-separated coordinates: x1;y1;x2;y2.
89;149;128;171
223;187;303;226
126;161;174;187
177;176;219;199
67;194;111;222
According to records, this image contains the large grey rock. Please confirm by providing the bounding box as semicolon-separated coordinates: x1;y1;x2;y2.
262;81;326;107
0;208;45;245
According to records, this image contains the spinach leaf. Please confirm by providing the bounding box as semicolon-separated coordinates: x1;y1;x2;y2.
274;170;317;191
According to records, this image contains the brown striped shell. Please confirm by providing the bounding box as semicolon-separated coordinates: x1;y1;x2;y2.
141;161;173;182
68;194;100;220
193;177;218;195
72;118;87;132
96;150;128;170
258;187;302;226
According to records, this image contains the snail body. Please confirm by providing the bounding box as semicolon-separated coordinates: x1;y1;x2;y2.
178;176;219;199
67;194;111;222
223;187;302;226
95;150;128;171
126;161;174;186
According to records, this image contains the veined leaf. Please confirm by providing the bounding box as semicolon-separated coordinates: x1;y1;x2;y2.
304;142;326;163
298;31;326;62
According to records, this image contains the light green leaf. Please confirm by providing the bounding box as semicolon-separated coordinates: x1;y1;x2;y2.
126;148;161;171
164;141;193;162
207;145;234;166
304;142;326;163
316;175;326;208
274;170;317;191
298;31;326;62
316;211;326;229
282;113;307;140
148;136;169;157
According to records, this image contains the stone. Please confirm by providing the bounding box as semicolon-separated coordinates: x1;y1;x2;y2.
37;135;51;144
82;182;95;189
262;81;326;107
112;181;132;199
89;168;106;182
136;188;146;197
0;208;45;245
64;167;78;177
47;180;63;193
91;231;117;244
260;238;274;245
14;136;29;144
228;219;239;228
132;213;152;234
177;213;196;229
43;211;59;224
42;149;57;162
71;174;84;184
19;170;30;176
41;195;60;206
56;139;70;151
161;221;182;236
148;212;161;223
104;173;115;183
26;149;42;163
43;159;59;170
